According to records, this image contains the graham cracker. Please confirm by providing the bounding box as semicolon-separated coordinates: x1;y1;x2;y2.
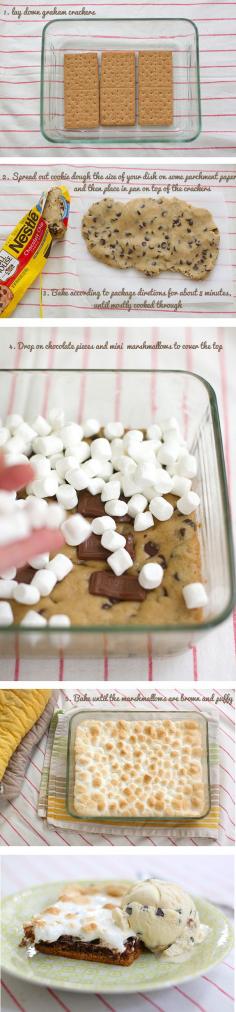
100;52;136;126
138;51;173;126
64;53;99;130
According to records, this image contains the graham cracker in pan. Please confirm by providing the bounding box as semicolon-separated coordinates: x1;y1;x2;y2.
100;51;136;126
64;53;99;129
138;51;173;126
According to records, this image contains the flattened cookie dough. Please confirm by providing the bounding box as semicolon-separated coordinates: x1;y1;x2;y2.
82;198;131;269
82;196;220;280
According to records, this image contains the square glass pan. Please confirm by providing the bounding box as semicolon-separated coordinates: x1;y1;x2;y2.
40;18;201;145
66;708;211;823
0;368;234;661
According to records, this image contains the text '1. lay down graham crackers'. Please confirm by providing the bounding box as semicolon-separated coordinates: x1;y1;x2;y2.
138;51;173;127
64;53;99;129
100;52;136;126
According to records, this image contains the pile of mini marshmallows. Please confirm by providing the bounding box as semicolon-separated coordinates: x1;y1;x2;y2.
0;409;208;627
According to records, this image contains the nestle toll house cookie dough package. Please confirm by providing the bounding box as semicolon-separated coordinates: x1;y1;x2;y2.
0;185;70;318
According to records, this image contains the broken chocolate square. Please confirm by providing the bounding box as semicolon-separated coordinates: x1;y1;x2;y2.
89;571;146;602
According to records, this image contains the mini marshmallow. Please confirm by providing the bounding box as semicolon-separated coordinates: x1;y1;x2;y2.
48;614;71;627
83;418;100;438
0;602;13;625
0;514;30;546
0;567;16;580
0;428;10;447
6;414;23;433
49;453;63;470
101;530;126;552
176;453;197;479
26;474;59;498
107;547;133;576
182;582;208;609
68;441;90;465
31;570;57;596
14;583;40;605
5;453;29;466
56;456;77;479
32;435;63;457
88;478;105;496
93;459;113;481
177;491;200;515
65;467;89;492
151;469;173;495
91;516;116;535
138;562;164;590
17;421;37;443
32;415;51;436
46;553;73;581
80;459;100;478
121;476;141;499
29;553;50;570
147;424;162;440
20;610;47;627
171;475;192;497
114;455;136;477
134;511;154;532
157;445;178;467
24;496;48;528
128;441;156;463
56;485;78;510
61;514;91;547
30;454;51;478
127;493;147;518
46;503;66;528
123;430;143;448
90;438;112;460
0;492;17;513
5;435;26;455
59;424;83;448
105;499;128;518
0;580;17;599
101;480;121;503
111;439;124;461
149;497;174;521
104;422;124;440
48;408;65;430
161;416;180;435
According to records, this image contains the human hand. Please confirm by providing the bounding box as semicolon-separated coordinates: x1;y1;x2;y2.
0;456;64;574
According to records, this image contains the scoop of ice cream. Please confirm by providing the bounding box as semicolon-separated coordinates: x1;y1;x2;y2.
121;879;198;951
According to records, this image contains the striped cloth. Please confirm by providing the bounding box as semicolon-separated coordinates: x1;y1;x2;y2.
38;701;220;841
1;851;234;1012
1;2;236;156
0;165;236;317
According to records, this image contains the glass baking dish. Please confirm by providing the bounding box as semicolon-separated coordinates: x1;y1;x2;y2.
66;708;211;823
40;18;201;145
0;368;234;661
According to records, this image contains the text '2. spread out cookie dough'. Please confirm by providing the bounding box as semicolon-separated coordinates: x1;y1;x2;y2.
82;197;220;281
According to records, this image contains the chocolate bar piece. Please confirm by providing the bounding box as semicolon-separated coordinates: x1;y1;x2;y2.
78;532;135;563
15;564;34;584
78;491;129;521
89;571;146;601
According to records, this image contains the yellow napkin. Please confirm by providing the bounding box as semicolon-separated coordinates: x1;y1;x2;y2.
0;690;52;779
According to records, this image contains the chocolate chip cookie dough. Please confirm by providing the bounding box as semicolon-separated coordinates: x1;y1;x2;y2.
82;196;220;280
11;496;202;628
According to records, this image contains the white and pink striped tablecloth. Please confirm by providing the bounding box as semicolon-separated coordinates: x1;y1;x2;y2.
1;852;234;1012
0;164;236;318
0;323;235;681
0;2;236;156
0;686;234;847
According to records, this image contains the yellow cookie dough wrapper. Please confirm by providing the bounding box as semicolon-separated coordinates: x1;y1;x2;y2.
0;185;70;318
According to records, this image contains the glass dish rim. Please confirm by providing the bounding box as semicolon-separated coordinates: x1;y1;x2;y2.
66;706;211;823
0;367;234;636
40;17;201;146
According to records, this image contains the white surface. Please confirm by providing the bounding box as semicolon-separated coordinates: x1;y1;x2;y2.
0;686;234;846
1;852;234;1012
1;2;236;156
0;167;235;318
0;323;235;681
